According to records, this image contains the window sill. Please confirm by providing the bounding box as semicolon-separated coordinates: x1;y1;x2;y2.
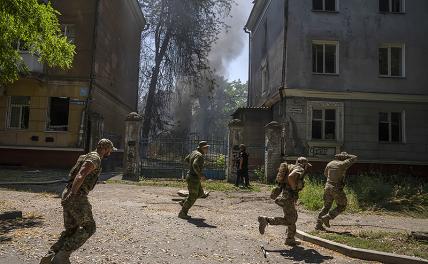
312;10;339;13
378;141;406;145
378;12;406;15
378;75;406;79
312;73;340;76
45;130;69;133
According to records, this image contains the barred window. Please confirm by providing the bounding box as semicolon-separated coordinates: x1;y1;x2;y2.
8;96;30;129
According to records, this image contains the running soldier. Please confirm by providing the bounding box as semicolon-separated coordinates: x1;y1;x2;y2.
316;152;357;230
178;141;209;219
258;157;311;246
40;139;116;264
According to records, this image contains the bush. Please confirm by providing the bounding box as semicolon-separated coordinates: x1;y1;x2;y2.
299;173;428;217
253;167;265;183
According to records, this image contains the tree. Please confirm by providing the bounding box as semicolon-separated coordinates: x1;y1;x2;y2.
139;0;232;138
0;0;75;85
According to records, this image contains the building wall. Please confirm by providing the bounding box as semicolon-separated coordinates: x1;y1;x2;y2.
89;0;144;148
286;0;428;94
282;97;428;163
0;79;86;148
248;0;285;107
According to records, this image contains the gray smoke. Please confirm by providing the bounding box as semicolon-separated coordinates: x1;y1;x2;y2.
208;0;251;77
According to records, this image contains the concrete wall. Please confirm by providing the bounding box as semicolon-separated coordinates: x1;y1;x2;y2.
90;0;144;149
248;0;285;107
282;97;428;163
286;0;428;94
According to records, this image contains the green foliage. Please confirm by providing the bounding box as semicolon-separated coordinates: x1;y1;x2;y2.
311;230;428;259
0;0;75;84
214;154;226;168
224;80;248;114
253;166;265;183
299;173;428;217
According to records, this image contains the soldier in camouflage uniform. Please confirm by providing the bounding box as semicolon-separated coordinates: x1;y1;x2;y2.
258;157;311;246
178;141;209;219
40;139;116;264
316;152;357;230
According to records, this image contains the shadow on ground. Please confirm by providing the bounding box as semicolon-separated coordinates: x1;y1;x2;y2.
266;245;334;263
187;218;217;228
0;213;44;243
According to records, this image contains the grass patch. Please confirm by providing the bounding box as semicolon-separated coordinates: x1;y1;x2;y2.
107;179;262;192
310;230;428;260
299;173;428;217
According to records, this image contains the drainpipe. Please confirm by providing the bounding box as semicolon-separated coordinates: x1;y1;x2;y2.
83;0;101;152
244;27;251;107
279;0;289;157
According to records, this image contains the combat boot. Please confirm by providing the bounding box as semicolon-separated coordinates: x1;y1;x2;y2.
285;238;301;246
51;250;71;264
321;215;331;228
178;210;191;220
39;251;55;264
315;220;325;230
257;216;268;235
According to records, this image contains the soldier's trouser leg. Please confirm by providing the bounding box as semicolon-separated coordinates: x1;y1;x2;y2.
328;188;347;219
266;198;298;240
60;196;96;252
317;186;334;222
49;209;79;253
181;177;202;214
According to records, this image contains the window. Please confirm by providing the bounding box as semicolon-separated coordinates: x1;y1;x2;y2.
379;112;404;142
313;0;337;12
312;41;339;74
261;61;268;95
13;40;29;53
379;0;405;13
61;24;76;43
47;97;70;131
8;96;30;129
379;44;405;77
312;109;336;140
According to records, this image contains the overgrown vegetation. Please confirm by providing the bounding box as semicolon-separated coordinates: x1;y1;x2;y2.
311;230;428;260
107;179;262;192
253;167;265;183
299;173;428;217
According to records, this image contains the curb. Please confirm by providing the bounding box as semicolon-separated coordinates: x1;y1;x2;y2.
296;230;428;264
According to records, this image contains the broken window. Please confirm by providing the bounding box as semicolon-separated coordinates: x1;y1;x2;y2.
379;44;404;77
312;109;336;140
312;41;338;74
379;0;405;13
379;112;403;142
61;24;76;43
8;96;30;129
313;0;337;11
47;97;70;131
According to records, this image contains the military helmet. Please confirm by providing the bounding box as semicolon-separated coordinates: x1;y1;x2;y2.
296;157;312;168
239;144;246;150
97;138;117;151
335;151;349;160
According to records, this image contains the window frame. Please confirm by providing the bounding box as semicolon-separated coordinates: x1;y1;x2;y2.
7;96;30;130
378;111;406;143
261;59;268;96
46;97;70;132
307;101;344;143
312;0;339;12
378;43;406;78
311;108;337;140
379;0;406;14
61;24;76;43
312;40;340;75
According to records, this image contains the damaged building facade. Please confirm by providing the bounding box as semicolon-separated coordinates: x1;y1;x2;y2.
232;0;428;181
0;0;145;168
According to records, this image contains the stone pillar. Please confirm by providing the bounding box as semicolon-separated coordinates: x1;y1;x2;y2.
265;121;282;183
227;119;243;183
122;112;143;181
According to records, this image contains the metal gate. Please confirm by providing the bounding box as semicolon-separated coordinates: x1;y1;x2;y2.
140;136;227;180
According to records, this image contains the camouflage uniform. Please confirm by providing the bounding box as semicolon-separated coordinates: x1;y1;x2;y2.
316;153;357;229
179;149;205;216
259;158;310;245
48;152;102;256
